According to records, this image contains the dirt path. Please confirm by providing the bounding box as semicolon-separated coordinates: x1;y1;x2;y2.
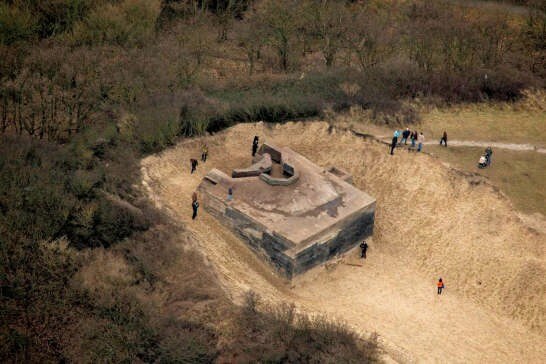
429;140;546;153
379;137;546;153
141;122;545;363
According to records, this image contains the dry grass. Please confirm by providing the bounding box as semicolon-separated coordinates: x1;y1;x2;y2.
428;145;546;215
335;91;546;146
75;249;135;295
419;106;546;146
416;90;546;144
332;97;546;217
141;121;546;362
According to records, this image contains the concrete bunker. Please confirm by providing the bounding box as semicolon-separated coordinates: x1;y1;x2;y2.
198;142;376;278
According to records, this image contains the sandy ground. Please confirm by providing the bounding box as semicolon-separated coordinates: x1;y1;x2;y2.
141;122;545;363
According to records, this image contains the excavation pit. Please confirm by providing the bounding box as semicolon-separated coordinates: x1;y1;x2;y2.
198;142;375;278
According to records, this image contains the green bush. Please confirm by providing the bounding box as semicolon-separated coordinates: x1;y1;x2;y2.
29;0;94;38
0;4;37;45
137;117;180;154
71;0;161;46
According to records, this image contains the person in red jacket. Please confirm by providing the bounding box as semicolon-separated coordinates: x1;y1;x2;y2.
437;278;445;295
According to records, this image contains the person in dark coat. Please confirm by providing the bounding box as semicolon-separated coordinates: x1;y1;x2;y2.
402;128;411;145
485;146;493;165
252;136;259;156
390;130;400;155
410;131;417;148
192;192;199;220
360;240;368;259
190;158;198;174
440;131;448;147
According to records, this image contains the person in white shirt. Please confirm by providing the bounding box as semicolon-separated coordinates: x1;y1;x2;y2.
417;132;425;152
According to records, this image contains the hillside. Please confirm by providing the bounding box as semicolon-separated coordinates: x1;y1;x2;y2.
141;121;546;362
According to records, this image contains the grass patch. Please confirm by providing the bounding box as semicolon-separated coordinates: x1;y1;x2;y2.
419;105;546;146
428;145;546;215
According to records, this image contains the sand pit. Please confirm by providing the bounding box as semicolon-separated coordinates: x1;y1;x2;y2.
141;121;545;363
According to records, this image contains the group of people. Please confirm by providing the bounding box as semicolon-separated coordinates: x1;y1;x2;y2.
390;128;450;155
190;143;209;174
190;136;259;220
390;128;429;155
189;143;209;218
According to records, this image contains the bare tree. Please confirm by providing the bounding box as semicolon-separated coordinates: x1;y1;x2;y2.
235;16;265;75
214;0;252;41
303;0;349;68
343;5;395;71
253;0;299;71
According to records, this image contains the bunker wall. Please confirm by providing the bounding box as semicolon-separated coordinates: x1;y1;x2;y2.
199;181;375;278
293;203;375;274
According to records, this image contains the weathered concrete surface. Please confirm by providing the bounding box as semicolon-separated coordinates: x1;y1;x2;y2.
328;166;354;184
197;143;375;277
232;153;272;178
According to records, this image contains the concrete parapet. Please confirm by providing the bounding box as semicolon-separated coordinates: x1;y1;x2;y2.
259;142;282;163
260;171;299;186
232;153;272;178
327;166;354;184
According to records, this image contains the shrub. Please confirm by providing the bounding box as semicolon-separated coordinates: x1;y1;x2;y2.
71;0;161;46
224;291;379;363
179;89;225;137
136;117;180;154
0;4;37;45
29;0;95;38
0;238;79;362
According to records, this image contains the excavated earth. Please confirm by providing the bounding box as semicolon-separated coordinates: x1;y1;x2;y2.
141;122;546;363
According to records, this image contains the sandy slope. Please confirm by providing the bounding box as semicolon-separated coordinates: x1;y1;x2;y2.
141;122;545;363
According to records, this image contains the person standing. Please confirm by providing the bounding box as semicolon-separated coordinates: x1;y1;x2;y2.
360;240;368;259
192;192;199;220
417;132;425;152
227;186;233;201
252;136;259;156
390;130;400;155
402;128;411;145
440;131;448;147
437;278;445;295
410;131;417;148
201;143;208;162
190;158;198;174
485;146;493;166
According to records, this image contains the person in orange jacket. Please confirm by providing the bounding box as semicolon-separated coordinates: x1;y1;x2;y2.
437;278;445;295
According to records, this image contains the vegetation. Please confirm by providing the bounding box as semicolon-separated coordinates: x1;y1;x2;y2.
0;0;544;362
223;291;379;363
418;98;546;146
428;145;546;215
